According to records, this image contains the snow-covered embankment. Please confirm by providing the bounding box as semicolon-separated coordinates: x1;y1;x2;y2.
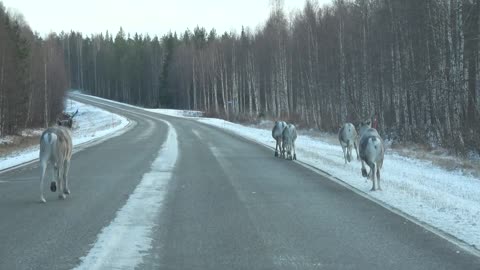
0;99;130;171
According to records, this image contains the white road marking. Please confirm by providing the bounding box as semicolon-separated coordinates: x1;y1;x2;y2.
73;120;178;270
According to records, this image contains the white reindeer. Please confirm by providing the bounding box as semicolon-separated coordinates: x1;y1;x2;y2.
272;121;287;157
39;120;74;203
338;123;359;164
358;120;384;191
282;124;297;160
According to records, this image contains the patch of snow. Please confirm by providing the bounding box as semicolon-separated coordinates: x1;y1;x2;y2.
0;99;129;171
0;136;14;145
145;108;203;118
0;146;39;171
73;120;178;270
20;129;43;137
467;150;480;161
66;100;129;145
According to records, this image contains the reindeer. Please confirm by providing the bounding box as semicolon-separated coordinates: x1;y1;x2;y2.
358;120;384;191
57;109;78;128
282;124;297;160
338;123;359;164
39;113;76;203
272;121;287;157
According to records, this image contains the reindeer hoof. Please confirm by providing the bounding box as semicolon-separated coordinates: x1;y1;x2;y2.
370;187;376;191
40;197;46;203
361;169;368;177
50;182;57;192
63;189;71;195
293;154;297;160
274;151;278;157
58;194;66;200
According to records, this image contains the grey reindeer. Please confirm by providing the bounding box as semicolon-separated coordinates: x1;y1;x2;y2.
282;124;297;160
358;120;384;191
272;121;287;157
39;116;76;203
338;123;359;164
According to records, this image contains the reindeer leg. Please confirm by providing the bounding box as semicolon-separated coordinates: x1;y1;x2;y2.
274;140;279;157
377;166;382;191
50;165;58;192
370;163;377;191
40;162;47;203
63;160;71;195
361;160;368;178
354;142;360;161
293;142;297;160
57;165;65;200
341;146;347;164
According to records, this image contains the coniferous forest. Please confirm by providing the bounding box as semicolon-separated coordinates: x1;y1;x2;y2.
0;3;67;136
1;0;480;154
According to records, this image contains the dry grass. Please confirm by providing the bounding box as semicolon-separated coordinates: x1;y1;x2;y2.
0;135;40;158
390;142;480;178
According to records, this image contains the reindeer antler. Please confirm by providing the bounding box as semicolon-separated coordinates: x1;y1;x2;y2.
70;109;79;119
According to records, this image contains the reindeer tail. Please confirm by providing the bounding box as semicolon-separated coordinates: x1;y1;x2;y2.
40;132;57;160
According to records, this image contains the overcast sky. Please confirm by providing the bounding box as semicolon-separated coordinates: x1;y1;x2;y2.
2;0;332;37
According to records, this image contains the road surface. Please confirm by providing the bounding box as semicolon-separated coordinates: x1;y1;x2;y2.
0;94;479;270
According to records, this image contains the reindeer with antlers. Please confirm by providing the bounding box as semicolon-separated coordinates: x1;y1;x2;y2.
39;109;78;202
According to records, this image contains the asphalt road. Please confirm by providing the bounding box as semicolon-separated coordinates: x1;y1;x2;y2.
0;94;479;270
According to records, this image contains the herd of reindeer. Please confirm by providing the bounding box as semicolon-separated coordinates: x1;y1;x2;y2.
272;119;384;191
36;109;384;203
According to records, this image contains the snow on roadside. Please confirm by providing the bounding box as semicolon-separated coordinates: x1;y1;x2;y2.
144;108;203;118
0;136;14;145
0;99;129;171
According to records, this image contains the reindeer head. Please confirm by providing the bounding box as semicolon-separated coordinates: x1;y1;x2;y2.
358;119;372;137
360;120;372;128
57;109;78;129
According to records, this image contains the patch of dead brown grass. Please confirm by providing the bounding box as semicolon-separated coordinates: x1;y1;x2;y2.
0;135;40;158
390;142;480;178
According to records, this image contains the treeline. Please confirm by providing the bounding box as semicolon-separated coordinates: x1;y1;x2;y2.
0;2;67;136
65;0;480;152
